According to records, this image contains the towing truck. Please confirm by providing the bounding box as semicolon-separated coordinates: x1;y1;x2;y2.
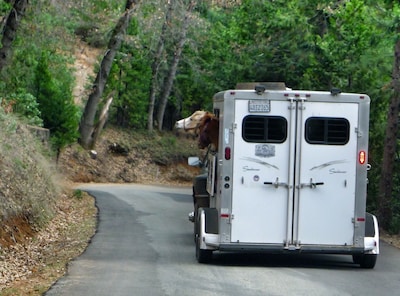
190;83;379;268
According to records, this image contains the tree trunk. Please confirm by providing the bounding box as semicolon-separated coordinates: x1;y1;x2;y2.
0;0;29;71
91;94;114;147
147;0;173;132
156;1;195;132
79;0;137;149
378;37;400;230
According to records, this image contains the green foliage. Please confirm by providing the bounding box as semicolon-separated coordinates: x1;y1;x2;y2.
5;92;43;126
389;197;400;234
106;45;151;129
132;131;198;166
74;22;109;48
34;52;80;153
73;189;84;200
68;0;122;47
87;0;121;13
0;0;11;16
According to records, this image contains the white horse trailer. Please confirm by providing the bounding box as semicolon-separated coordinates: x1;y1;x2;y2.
191;83;379;268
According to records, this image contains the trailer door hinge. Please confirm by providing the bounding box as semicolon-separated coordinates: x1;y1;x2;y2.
355;127;363;138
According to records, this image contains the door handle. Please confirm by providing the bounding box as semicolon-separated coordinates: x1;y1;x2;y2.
298;178;324;189
264;177;289;188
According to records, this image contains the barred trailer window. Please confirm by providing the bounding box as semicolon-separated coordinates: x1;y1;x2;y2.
242;115;287;143
305;117;350;145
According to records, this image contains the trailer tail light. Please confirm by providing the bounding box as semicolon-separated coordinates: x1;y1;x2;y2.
359;150;366;164
225;147;231;160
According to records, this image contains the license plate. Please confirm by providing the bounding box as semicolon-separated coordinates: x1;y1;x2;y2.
248;100;270;112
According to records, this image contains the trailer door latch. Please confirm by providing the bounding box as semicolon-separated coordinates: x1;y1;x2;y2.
264;177;289;188
299;178;324;189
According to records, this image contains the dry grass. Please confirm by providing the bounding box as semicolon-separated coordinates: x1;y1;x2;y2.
0;113;59;241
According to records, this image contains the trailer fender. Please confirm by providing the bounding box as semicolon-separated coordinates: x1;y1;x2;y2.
197;208;219;249
364;212;379;255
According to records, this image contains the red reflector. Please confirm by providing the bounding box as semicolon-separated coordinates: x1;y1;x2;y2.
221;214;229;218
359;151;366;164
225;147;231;160
357;217;365;222
360;96;365;99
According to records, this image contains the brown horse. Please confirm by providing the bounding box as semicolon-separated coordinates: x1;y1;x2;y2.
197;113;219;151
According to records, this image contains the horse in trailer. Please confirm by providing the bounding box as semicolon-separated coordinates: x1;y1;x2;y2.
176;111;220;224
174;110;208;134
197;113;219;151
175;110;219;151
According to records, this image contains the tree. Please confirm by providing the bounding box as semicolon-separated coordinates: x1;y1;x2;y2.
156;0;196;131
34;52;79;160
147;0;173;132
108;48;151;129
378;2;400;231
0;0;29;70
79;0;138;149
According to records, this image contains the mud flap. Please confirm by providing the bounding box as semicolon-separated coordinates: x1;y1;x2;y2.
353;213;379;269
195;208;218;263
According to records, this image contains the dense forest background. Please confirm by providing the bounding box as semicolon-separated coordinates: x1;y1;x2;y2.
0;0;399;233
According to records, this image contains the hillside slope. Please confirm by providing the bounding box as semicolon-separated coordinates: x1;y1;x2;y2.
58;128;201;186
0;117;59;247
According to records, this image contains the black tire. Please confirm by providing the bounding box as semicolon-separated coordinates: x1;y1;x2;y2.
352;254;362;265
193;202;199;244
195;234;212;263
353;254;377;269
359;254;377;269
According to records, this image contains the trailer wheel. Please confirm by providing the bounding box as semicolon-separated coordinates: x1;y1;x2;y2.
352;254;377;269
352;254;362;265
192;218;196;243
196;235;212;263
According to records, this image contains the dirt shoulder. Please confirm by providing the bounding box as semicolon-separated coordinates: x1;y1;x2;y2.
0;190;97;295
380;231;400;249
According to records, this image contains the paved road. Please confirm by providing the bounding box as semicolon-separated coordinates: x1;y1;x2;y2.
45;184;400;296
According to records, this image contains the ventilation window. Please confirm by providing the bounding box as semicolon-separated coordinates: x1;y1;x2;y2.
242;115;287;143
305;117;350;145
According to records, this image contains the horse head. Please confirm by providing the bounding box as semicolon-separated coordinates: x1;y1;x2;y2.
174;110;208;133
198;114;219;150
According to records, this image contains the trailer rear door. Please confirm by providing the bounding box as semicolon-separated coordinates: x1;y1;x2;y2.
294;101;358;246
231;98;294;244
230;96;359;247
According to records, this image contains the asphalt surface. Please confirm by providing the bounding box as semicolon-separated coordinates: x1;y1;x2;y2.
45;184;400;296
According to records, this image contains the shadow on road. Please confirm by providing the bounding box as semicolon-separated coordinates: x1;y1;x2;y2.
207;252;359;270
